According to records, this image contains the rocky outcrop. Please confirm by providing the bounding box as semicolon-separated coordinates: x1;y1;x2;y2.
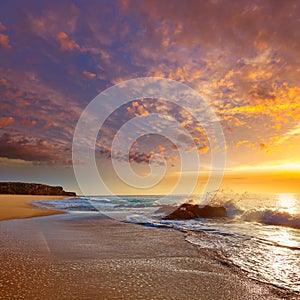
0;182;76;196
163;203;227;220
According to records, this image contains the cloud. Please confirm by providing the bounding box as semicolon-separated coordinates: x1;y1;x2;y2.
0;21;11;49
0;117;14;128
96;146;167;166
0;77;9;87
131;1;298;56
129;151;153;164
277;122;300;144
20;118;37;129
0;33;10;49
27;4;79;38
56;31;80;51
82;70;97;78
156;144;165;152
0;0;299;171
198;145;209;154
116;0;300;139
0;133;64;163
259;143;267;151
236;140;249;148
126;102;149;116
0;68;85;166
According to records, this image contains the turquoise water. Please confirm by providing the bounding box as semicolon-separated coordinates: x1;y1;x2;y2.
34;193;300;293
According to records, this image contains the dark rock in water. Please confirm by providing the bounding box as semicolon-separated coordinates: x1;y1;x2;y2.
0;182;76;196
154;205;177;215
163;203;227;220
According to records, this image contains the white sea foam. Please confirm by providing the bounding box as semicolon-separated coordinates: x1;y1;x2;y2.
241;209;300;229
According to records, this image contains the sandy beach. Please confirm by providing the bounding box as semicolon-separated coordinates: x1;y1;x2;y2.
0;196;296;299
0;195;65;221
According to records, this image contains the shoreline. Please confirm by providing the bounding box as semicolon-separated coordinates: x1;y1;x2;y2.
0;196;298;299
0;213;297;299
0;194;66;222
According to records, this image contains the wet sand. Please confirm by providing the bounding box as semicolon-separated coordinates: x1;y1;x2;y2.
0;195;65;221
0;212;295;300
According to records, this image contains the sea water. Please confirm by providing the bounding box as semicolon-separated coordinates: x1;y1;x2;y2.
34;192;300;293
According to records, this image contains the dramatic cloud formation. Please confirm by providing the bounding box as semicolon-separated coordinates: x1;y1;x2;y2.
0;0;299;191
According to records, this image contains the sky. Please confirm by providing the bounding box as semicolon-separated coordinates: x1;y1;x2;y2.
0;0;299;195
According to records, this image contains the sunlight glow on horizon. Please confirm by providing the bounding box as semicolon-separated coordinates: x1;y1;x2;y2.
277;193;298;215
227;163;300;173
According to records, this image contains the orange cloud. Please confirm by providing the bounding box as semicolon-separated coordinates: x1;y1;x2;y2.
126;102;149;116
126;105;135;115
137;105;149;116
0;117;14;128
156;144;165;152
0;33;11;49
192;137;200;146
0;22;11;49
82;70;97;78
215;84;300;134
198;145;209;154
236;140;249;148
56;32;80;51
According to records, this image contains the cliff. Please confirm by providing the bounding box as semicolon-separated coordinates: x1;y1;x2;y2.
0;182;76;196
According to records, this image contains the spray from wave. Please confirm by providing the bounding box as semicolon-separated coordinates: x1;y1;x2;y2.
198;190;300;230
240;209;300;229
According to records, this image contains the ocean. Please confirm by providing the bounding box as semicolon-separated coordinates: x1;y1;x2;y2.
34;192;300;293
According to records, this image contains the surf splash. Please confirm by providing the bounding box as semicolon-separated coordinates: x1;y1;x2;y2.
202;191;300;230
241;209;300;229
33;192;300;293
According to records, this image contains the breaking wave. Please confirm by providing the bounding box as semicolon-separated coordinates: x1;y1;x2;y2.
202;191;300;230
241;209;300;229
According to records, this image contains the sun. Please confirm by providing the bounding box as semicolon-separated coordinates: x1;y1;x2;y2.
277;193;298;215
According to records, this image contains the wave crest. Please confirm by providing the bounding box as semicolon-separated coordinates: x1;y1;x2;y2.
241;209;300;229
